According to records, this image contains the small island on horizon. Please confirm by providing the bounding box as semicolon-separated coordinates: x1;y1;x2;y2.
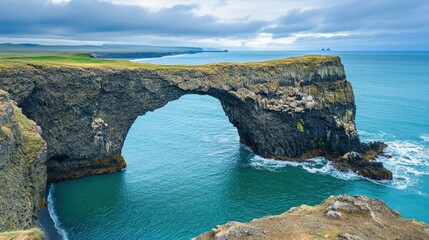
0;43;229;60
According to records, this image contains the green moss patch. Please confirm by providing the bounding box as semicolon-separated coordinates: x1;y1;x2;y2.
297;119;305;133
12;105;44;162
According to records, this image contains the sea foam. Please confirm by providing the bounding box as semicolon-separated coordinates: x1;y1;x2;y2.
47;185;69;240
248;133;429;190
421;134;429;142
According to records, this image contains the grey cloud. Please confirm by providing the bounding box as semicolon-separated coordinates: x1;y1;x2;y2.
1;0;428;50
0;0;266;38
267;9;319;35
269;0;429;37
292;29;429;51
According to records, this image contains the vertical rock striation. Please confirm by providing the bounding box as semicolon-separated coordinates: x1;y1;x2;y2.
0;90;47;232
0;56;392;181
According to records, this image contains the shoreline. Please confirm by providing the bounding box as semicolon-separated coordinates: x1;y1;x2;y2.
37;184;65;240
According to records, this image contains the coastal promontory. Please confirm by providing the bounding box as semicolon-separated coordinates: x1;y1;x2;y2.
194;195;429;240
0;55;391;182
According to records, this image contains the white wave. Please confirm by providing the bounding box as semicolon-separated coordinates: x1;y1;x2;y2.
248;139;429;190
249;155;361;180
421;134;429;142
377;140;429;189
249;155;299;170
47;185;69;240
302;160;362;181
356;130;429;188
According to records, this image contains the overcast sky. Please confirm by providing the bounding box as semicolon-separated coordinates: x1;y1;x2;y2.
0;0;428;50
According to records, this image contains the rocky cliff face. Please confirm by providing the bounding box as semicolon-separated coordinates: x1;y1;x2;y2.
194;195;429;240
0;56;391;181
0;90;47;232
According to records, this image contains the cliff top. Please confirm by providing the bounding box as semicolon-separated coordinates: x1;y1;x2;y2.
194;195;429;240
0;53;339;70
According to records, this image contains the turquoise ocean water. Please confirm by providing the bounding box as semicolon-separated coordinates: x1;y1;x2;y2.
47;51;429;240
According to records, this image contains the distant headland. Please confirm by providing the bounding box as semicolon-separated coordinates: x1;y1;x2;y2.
0;43;228;59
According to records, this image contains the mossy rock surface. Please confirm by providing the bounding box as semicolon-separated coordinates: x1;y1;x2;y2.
0;90;47;232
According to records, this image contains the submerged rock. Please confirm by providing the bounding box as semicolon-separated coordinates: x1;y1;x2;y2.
0;56;391;181
194;195;429;240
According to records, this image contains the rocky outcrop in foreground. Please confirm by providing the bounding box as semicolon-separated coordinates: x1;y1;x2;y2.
194;195;429;240
0;56;391;180
0;228;43;240
0;90;47;232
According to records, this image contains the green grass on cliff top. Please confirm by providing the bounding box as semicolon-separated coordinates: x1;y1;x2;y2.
0;53;338;69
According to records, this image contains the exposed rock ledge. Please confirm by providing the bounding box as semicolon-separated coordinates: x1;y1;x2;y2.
194;195;429;240
0;56;392;181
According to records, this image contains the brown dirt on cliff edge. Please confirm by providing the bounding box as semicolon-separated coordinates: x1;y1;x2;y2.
0;228;44;240
194;195;429;240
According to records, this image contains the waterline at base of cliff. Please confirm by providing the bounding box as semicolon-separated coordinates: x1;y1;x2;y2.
248;138;429;190
42;51;429;239
39;132;429;239
37;185;67;240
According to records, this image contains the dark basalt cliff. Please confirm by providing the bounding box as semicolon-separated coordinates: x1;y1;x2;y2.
0;56;392;181
0;90;47;232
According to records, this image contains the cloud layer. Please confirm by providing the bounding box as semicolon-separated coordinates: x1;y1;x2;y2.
0;0;265;37
1;0;428;50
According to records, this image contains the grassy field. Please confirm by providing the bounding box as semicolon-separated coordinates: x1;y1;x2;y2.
0;53;171;69
0;52;337;70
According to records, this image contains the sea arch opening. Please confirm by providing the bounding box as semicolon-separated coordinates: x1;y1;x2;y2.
122;94;242;177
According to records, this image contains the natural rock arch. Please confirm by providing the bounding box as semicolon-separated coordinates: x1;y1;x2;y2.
0;56;392;181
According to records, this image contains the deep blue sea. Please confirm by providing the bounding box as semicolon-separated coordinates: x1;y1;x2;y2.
46;51;429;240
